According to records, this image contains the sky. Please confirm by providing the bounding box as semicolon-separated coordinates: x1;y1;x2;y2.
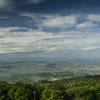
0;0;100;62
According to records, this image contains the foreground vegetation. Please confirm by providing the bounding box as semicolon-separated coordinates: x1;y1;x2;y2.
0;75;100;100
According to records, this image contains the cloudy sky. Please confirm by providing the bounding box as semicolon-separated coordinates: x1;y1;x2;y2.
0;0;100;62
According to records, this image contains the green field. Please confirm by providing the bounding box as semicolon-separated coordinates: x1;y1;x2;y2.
0;61;100;82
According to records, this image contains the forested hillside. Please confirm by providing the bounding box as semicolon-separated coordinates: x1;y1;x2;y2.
0;75;100;100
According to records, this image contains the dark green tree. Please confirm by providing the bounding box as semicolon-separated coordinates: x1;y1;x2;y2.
41;85;64;100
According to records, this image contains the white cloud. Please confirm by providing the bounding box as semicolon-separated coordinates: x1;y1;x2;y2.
1;13;100;54
82;47;100;50
0;27;62;54
40;15;76;28
20;13;77;29
88;14;100;22
76;21;97;28
0;26;100;54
